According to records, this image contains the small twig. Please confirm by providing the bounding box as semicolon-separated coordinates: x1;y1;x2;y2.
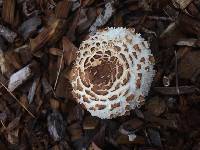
141;27;157;37
53;49;64;90
0;80;9;90
175;50;180;95
147;16;174;22
0;82;35;118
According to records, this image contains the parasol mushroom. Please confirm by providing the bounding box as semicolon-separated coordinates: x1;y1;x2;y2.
69;27;155;119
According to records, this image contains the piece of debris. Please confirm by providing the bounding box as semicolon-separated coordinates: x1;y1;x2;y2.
47;111;65;141
8;61;39;92
89;1;115;34
0;24;17;43
18;17;42;40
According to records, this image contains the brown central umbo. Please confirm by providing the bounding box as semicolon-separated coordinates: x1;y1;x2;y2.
82;55;125;96
87;60;114;85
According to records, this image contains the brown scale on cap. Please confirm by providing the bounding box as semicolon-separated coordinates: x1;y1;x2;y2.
137;64;142;70
140;57;145;64
109;95;118;101
149;55;155;64
133;44;141;52
69;27;155;119
126;94;135;102
95;104;106;110
111;102;120;110
132;52;137;59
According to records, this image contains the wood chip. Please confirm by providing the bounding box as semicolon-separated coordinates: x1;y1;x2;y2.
67;123;83;141
41;76;52;95
119;118;144;135
49;48;63;56
116;134;145;145
154;86;197;95
89;1;115;34
30;18;66;53
0;24;17;43
0;50;7;74
178;14;200;36
50;98;60;110
2;0;17;26
62;36;78;66
55;0;72;19
171;0;193;9
145;96;166;116
8;61;38;92
47;111;65;141
28;77;40;104
83;116;99;130
18;17;42;40
144;111;179;129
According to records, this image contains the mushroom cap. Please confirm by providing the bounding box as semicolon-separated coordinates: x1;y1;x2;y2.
70;27;155;119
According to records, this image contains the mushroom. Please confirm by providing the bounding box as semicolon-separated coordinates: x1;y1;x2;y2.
69;27;155;119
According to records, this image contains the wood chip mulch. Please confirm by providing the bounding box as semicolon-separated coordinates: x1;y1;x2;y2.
0;0;200;150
